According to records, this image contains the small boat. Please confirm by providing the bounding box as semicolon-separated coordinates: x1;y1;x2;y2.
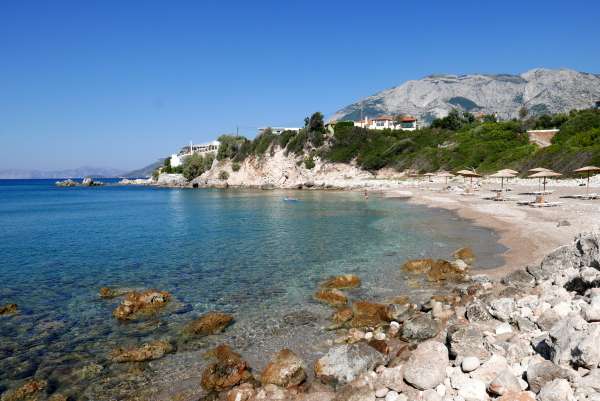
283;197;300;202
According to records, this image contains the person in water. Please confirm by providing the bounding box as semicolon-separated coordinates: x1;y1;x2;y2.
364;190;368;199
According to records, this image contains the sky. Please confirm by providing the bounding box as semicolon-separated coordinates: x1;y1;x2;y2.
1;0;599;171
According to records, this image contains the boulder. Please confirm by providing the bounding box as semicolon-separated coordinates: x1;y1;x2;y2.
321;275;361;289
547;313;589;366
331;307;354;326
526;359;570;393
110;340;174;362
260;349;306;388
465;300;494;323
538;378;575;401
402;258;468;282
573;323;600;368
528;244;581;282
0;303;17;316
384;303;415;323
201;345;251;392
332;386;375;401
315;289;348;307
488;298;516;322
447;324;491;362
55;179;77;187
461;356;480;372
403;341;449;390
374;365;404;392
0;379;47;401
488;369;522;396
456;378;487;401
496;391;536;401
99;287;132;299
225;383;255;401
112;289;171;320
501;269;535;288
314;343;384;386
401;314;440;340
470;354;510;385
183;312;234;336
453;247;476;264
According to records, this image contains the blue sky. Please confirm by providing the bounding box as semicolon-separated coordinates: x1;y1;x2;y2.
1;0;599;171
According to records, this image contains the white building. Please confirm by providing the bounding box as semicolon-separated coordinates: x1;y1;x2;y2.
353;116;418;131
257;127;301;135
170;140;221;167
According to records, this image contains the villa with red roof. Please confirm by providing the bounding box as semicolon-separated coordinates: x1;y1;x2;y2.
353;115;418;131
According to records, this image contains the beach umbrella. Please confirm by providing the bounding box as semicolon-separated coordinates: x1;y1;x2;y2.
489;171;516;190
498;169;519;175
528;170;562;192
528;167;552;190
456;169;481;187
423;172;435;182
437;171;455;185
573;166;600;195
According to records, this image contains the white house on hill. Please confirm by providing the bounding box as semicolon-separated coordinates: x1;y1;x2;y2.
353;116;418;131
170;140;220;167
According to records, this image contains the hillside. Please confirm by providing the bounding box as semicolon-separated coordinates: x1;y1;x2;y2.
330;68;600;124
0;167;125;179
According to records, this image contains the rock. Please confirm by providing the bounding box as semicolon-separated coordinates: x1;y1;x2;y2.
546;313;590;367
583;289;600;322
315;289;348;307
55;178;77;187
495;322;513;335
374;365;404;392
112;289;171;320
496;391;536;401
526;359;570;393
260;349;306;388
403;341;449;390
48;395;68;401
465;300;494;323
577;368;600;393
451;259;469;272
384;303;415;323
401;314;440;340
402;258;468;282
350;301;388;327
456;378;487;401
201;345;251;392
225;383;255;401
447;324;491;362
157;173;187;186
321;275;361;289
374;387;388;398
573;323;600;369
461;356;480;372
501;270;535;288
0;303;17;316
98;287;131;299
488;369;522;396
81;177;103;186
470;354;510;385
384;391;400;401
538;378;575;401
110;340;174;362
314;343;384;386
489;298;516;322
528;244;581;282
183;312;234;336
333;386;375;401
0;379;47;401
331;307;354;326
421;389;442;401
453;247;476;264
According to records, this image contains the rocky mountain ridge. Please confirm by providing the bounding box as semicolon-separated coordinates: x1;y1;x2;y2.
330;68;600;123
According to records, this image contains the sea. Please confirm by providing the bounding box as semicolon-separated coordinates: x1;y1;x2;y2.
0;179;506;399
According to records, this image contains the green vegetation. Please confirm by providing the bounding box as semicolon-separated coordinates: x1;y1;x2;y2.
209;108;600;176
231;162;241;172
182;153;214;180
218;170;229;180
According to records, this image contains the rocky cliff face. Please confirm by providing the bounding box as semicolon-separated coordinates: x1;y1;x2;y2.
330;68;600;123
192;147;376;189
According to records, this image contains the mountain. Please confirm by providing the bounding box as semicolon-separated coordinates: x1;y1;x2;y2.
0;167;125;179
330;68;600;124
123;159;164;178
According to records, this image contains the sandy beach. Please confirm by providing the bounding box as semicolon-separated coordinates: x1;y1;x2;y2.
383;177;600;277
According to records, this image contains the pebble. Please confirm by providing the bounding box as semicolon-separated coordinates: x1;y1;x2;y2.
364;332;374;341
374;332;386;341
385;391;401;401
375;387;389;397
461;356;480;372
390;321;400;330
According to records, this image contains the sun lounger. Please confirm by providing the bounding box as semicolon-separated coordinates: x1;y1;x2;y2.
562;193;600;200
529;201;563;208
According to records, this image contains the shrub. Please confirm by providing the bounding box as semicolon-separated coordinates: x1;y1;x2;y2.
182;153;214;180
231;162;241;172
304;155;315;169
219;171;229;180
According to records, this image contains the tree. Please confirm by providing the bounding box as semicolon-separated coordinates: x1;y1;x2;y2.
307;112;325;133
182;153;214;180
519;106;529;120
218;171;229;180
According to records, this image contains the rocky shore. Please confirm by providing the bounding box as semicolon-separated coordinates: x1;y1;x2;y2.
3;233;600;400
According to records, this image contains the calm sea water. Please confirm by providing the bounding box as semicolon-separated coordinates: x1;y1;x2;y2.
0;179;505;398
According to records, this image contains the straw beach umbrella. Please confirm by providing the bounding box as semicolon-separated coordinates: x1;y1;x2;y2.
489;171;516;190
528;167;551;191
573;166;600;195
498;169;519;175
423;172;435;182
456;169;481;188
437;171;455;185
528;170;562;192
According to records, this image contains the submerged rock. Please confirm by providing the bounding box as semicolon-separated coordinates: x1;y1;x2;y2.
112;289;171;320
110;340;174;362
402;258;469;282
453;247;476;264
315;289;348;307
260;349;306;388
0;303;18;316
350;301;388;328
0;379;47;401
314;343;384;386
99;287;132;299
331;307;353;326
201;345;251;392
321;275;361;289
183;312;234;336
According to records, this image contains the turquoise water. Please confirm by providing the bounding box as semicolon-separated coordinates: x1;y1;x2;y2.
0;179;505;398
